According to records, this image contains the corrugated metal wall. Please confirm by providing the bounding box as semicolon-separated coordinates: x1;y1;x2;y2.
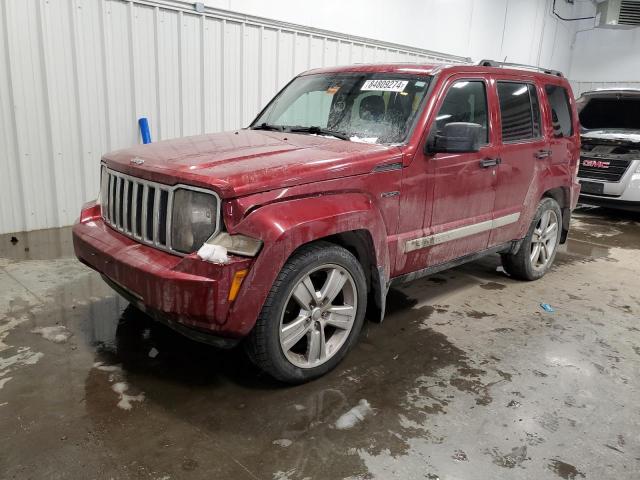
571;81;640;97
0;0;469;235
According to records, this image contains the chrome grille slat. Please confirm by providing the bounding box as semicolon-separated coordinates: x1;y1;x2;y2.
153;188;161;245
123;180;130;231
100;171;109;222
115;177;122;229
132;182;139;238
166;190;174;250
100;166;220;256
108;175;115;222
141;184;149;240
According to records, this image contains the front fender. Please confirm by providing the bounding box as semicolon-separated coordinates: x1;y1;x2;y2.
224;193;390;336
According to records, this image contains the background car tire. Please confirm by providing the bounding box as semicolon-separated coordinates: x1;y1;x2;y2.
245;241;367;384
501;197;562;281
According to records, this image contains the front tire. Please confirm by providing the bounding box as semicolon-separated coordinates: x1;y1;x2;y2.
245;241;367;384
501;197;562;281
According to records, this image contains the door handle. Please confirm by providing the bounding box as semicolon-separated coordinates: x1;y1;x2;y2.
480;157;501;168
535;149;552;159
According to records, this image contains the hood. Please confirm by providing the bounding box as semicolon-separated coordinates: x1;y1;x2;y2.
581;129;640;145
102;130;400;198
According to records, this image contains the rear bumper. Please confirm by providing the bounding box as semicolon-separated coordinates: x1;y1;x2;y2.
72;205;254;340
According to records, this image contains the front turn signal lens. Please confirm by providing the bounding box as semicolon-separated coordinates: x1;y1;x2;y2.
228;269;248;302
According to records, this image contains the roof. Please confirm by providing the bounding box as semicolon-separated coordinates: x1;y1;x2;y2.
301;63;441;76
299;63;568;82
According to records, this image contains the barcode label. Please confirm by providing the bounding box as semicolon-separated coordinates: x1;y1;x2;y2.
361;79;408;92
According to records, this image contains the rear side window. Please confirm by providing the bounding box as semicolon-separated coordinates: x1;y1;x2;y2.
545;85;573;138
434;80;489;144
497;82;541;142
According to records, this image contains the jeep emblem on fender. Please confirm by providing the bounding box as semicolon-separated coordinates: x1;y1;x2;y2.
130;157;145;165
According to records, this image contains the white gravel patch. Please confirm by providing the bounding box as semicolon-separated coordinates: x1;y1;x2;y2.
31;325;72;343
335;399;373;430
272;439;293;448
112;382;145;410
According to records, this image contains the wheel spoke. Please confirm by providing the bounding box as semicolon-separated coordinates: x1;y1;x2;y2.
539;243;548;264
544;222;558;240
307;327;326;363
319;269;347;305
530;242;541;264
539;211;550;232
281;314;311;351
545;237;556;256
325;305;355;329
292;276;318;309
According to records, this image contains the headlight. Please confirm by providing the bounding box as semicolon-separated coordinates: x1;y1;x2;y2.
171;189;219;253
204;232;262;257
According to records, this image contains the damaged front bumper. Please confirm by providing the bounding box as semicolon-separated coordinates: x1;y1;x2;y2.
72;202;254;347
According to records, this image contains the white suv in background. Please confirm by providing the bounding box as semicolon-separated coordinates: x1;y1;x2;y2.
576;89;640;212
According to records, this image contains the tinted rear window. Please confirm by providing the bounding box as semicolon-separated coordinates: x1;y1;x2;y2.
545;85;573;138
579;97;640;130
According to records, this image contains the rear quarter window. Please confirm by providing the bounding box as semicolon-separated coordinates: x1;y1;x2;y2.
545;85;574;138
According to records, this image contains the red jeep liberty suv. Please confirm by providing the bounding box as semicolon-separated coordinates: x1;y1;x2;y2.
73;61;581;383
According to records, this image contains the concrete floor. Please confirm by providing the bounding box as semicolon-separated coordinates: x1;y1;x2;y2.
1;206;639;480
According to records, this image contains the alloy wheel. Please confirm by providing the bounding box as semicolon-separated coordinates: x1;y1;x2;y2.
279;264;358;369
530;210;559;269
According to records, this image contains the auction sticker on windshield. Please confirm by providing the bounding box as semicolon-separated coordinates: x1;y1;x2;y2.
361;79;408;92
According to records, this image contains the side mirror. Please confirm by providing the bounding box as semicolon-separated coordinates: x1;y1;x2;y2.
425;122;483;154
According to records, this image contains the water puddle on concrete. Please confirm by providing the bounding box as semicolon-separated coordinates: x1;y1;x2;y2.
569;206;640;249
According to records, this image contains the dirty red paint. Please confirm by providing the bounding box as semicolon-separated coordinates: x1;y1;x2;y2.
73;63;581;342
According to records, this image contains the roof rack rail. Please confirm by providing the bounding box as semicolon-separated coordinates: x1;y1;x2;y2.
478;59;564;78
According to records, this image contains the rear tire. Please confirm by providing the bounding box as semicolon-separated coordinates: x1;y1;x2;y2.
245;241;367;384
501;197;562;281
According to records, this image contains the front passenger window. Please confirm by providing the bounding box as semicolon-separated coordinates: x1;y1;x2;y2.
434;81;489;144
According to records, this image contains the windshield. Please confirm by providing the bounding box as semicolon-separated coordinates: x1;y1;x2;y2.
252;73;432;144
579;96;640;131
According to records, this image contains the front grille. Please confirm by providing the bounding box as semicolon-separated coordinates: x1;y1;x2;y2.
578;157;631;182
101;167;173;249
100;167;220;254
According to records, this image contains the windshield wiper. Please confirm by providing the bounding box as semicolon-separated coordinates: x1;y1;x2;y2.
251;122;286;132
288;126;351;141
